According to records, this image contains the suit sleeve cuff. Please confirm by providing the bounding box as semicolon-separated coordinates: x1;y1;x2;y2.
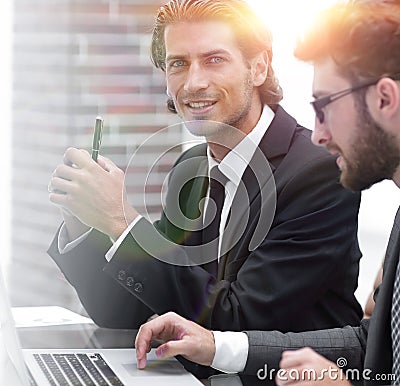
105;215;143;262
211;331;249;373
58;223;92;254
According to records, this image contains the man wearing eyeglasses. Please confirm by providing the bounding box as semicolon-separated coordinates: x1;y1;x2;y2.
311;75;400;126
134;1;400;384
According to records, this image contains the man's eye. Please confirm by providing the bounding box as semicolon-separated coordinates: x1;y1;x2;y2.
209;57;224;64
171;60;185;67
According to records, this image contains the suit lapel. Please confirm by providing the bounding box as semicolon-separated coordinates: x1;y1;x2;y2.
174;147;224;276
218;106;298;280
192;159;224;277
365;206;400;382
183;158;209;247
185;158;209;220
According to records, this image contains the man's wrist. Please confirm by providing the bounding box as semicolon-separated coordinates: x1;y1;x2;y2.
105;215;143;262
109;206;139;240
62;210;90;241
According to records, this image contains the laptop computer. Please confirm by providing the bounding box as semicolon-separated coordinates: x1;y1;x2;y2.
0;266;202;386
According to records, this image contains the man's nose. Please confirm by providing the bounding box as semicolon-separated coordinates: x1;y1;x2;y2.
184;63;209;92
311;118;332;147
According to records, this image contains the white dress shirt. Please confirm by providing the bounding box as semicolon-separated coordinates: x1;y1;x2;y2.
58;105;275;374
205;106;273;259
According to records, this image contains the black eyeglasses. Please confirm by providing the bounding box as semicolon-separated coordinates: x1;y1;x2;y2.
310;73;400;124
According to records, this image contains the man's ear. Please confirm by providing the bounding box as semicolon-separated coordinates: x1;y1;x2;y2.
252;51;269;87
374;77;400;117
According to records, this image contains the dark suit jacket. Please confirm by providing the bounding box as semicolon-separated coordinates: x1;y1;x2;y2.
48;105;362;333
243;207;400;385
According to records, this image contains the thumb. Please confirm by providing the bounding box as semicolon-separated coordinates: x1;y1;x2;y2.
155;339;189;360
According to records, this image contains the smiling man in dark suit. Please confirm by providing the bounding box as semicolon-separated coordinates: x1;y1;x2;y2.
135;1;400;384
47;0;362;358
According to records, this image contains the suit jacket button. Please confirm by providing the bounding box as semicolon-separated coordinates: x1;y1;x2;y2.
126;277;134;287
134;282;143;293
117;270;126;281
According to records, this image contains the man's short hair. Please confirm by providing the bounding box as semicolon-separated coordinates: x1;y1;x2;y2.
150;0;283;113
294;0;400;85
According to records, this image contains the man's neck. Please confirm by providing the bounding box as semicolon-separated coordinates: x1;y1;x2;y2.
393;167;400;188
207;104;264;161
207;132;246;162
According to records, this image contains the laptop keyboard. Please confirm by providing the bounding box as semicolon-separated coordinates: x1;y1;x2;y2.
33;353;124;386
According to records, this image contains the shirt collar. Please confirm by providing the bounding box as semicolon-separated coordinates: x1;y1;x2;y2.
207;105;275;187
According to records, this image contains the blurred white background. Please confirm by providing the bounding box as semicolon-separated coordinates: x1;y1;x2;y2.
0;0;12;271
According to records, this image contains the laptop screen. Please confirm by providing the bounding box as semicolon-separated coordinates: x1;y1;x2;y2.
0;265;29;386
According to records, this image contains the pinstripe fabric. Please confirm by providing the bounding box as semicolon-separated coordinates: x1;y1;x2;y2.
391;210;400;386
244;322;368;377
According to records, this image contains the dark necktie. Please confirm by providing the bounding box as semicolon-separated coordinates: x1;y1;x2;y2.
202;166;227;277
391;208;400;385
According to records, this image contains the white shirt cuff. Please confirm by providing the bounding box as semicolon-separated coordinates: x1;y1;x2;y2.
211;331;249;373
58;223;92;254
105;215;143;262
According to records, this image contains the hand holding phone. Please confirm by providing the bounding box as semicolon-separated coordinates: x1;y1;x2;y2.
91;116;103;162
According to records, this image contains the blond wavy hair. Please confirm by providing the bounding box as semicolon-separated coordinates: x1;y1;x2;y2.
150;0;283;113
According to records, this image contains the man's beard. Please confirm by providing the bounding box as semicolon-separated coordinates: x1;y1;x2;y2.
340;97;400;191
180;73;254;139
